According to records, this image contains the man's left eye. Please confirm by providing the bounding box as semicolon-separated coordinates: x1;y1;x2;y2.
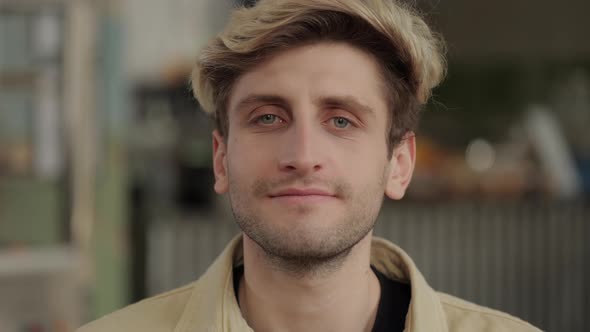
332;117;350;128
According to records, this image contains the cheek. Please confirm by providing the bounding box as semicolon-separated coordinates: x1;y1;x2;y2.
341;142;389;187
226;139;274;181
338;134;388;164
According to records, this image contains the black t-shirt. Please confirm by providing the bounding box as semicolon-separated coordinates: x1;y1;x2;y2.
370;265;411;332
233;265;411;331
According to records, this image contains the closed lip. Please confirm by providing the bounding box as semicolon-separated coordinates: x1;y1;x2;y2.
269;188;335;197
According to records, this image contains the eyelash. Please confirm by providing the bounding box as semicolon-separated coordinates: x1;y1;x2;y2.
251;113;356;129
254;114;284;125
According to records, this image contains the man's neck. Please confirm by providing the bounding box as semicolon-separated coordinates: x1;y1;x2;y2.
238;233;381;332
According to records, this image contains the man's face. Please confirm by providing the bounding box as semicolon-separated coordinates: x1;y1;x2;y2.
212;42;415;261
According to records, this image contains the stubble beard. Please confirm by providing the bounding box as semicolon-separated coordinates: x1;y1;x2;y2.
228;171;387;278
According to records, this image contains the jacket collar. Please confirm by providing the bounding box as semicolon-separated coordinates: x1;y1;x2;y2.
370;237;448;332
174;235;448;332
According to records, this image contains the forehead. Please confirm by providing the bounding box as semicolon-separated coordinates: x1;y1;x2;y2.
227;42;389;116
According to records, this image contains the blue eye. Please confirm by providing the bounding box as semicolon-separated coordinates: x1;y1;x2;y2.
333;117;350;128
258;114;278;125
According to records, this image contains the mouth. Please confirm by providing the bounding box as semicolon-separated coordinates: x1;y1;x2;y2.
269;194;336;204
268;188;337;204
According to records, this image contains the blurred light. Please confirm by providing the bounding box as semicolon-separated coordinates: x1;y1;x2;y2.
34;10;60;58
466;138;495;172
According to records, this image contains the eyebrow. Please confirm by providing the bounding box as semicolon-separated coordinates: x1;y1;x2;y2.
232;93;376;118
317;95;376;118
233;94;290;114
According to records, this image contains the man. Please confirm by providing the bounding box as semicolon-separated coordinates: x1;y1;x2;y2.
79;0;542;331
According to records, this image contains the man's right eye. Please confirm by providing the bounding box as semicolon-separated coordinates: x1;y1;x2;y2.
257;114;281;125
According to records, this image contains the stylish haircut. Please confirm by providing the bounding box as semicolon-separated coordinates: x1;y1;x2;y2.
192;0;446;153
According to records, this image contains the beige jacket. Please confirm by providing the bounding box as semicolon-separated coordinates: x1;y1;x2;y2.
78;235;542;332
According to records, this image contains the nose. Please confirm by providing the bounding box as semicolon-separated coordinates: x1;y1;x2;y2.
277;118;324;175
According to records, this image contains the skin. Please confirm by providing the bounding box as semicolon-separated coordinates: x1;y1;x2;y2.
212;42;416;332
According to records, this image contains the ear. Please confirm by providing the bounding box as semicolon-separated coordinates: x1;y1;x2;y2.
212;129;229;194
384;132;416;200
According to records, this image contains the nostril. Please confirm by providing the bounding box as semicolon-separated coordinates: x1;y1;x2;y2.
280;163;321;172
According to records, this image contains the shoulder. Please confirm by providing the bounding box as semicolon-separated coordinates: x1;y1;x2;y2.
76;283;195;332
437;292;543;332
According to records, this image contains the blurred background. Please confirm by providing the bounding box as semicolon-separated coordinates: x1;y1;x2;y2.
0;0;588;331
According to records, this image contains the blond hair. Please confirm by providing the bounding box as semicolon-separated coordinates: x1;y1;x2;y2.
192;0;446;150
